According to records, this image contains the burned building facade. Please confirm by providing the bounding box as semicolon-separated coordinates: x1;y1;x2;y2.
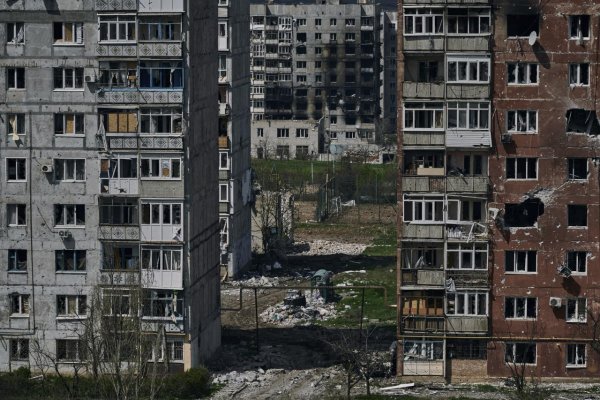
398;0;600;382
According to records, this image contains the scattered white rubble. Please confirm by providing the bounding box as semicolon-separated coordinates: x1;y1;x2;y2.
260;290;337;326
287;240;367;256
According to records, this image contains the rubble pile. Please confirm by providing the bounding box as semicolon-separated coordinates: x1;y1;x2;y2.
287;239;367;256
260;290;337;326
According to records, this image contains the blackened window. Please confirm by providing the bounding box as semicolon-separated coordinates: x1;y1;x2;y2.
507;15;540;37
568;205;587;227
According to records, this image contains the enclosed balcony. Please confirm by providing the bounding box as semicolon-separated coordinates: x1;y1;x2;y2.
100;156;139;195
141;246;183;289
141;202;183;242
98;198;140;241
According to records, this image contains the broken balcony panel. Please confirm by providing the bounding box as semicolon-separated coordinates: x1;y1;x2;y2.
401;269;445;287
403;224;445;240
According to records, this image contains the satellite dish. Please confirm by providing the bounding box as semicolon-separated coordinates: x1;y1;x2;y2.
528;31;538;46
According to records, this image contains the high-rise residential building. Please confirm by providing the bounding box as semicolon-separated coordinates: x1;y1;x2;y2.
249;0;388;161
398;0;600;381
379;9;397;161
0;0;220;371
218;0;253;278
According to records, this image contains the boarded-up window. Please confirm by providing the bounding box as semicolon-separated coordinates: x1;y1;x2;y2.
104;111;138;133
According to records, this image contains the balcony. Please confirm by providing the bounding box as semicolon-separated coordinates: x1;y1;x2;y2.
446;130;491;148
96;89;183;104
218;136;230;149
98;225;140;241
141;224;183;242
142;269;183;290
401;269;444;287
219;102;231;116
96;43;137;57
402;224;444;240
446;269;489;287
138;42;182;58
446;84;490;99
138;0;184;13
95;0;137;11
402;132;445;147
446;222;488;241
401;316;445;333
446;316;488;333
446;176;489;193
446;36;490;52
403;361;444;376
404;37;444;52
100;135;183;151
403;82;444;99
402;176;445;192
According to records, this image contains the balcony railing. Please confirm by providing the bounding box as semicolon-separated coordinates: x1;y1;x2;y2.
403;81;444;99
98;225;140;241
446;316;488;333
401;316;445;332
96;0;137;11
96;89;183;104
142;269;183;290
401;269;444;286
402;224;444;240
446;269;489;287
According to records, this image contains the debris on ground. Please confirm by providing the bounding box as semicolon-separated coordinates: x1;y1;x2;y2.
260;290;337;326
287;239;367;256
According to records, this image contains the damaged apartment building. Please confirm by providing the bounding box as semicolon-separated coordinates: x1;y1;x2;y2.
218;0;253;278
249;0;397;161
398;0;600;381
0;0;223;370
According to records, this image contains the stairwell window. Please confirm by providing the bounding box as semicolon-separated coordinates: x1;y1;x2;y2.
505;251;537;273
53;68;84;90
447;102;489;130
506;158;537;180
447;57;489;83
446;292;488;316
505;297;537;319
404;9;443;35
569;63;589;86
53;22;83;45
566;298;587;323
404;103;444;130
507;110;537;133
507;63;538;85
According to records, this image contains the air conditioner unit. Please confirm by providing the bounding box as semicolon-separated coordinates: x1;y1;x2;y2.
58;230;72;238
549;297;563;307
41;164;53;173
501;134;513;144
85;74;96;83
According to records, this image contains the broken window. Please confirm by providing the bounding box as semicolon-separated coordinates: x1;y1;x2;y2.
7;22;25;44
506;157;537;179
507;63;538;84
402;246;442;269
447;340;487;360
507;110;537;133
140;157;181;179
447;153;485;176
447;102;489;130
446;243;487;270
404;103;444;130
403;341;444;361
447;57;489;83
139;61;183;89
8;249;27;272
102;244;138;269
6;158;27;181
505;250;537;273
7;204;26;226
141;246;182;271
447;8;490;35
53;22;83;44
567;251;587;275
447;292;488;316
403;151;444;174
402;296;444;316
56;295;87;316
566;109;600;134
566;298;587;323
569;15;590;40
505;297;537;319
568;158;588;180
446;198;484;223
8;114;25;136
417;61;440;83
506;14;540;37
99;197;138;225
505;342;536;364
53;68;84;90
569;63;589;86
138;16;182;41
54;204;85;226
98;61;137;88
54;113;84;135
143;290;184;318
140;108;182;135
55;250;86;271
568;204;587;227
54;159;85;181
504;199;544;227
567;344;586;367
100;110;138;133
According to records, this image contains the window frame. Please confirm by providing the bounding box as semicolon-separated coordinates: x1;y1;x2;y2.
8;249;27;272
6;22;25;45
55;249;87;272
6;158;27;182
504;297;538;320
507;63;539;85
567;204;588;228
7;204;26;227
505;157;538;180
139;107;183;135
507;110;538;134
447;56;490;83
568;158;588;181
53;22;84;45
447;9;491;35
54;159;86;182
56;339;86;362
56;295;87;318
11;294;30;316
569;63;590;86
98;15;136;43
54;204;86;227
140;157;182;180
566;298;587;323
505;250;537;274
403;102;444;131
7;67;25;89
446;243;488;270
7;113;26;137
404;8;444;36
569;15;590;40
567;251;587;275
566;343;587;368
505;342;536;365
53;67;84;90
403;195;444;223
446;291;488;316
141;202;182;227
447;102;490;130
54;113;84;136
141;246;183;271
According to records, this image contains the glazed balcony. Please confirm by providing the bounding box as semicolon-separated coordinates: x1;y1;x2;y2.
401;315;445;333
446;316;488;333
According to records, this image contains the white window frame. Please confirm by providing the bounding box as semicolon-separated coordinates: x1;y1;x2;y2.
569;15;590;40
53;22;84;45
567;251;588;275
218;55;227;81
297;18;306;26
507;63;538;85
56;295;87;318
403;195;444;223
219;151;229;170
141;202;182;226
446;291;488;316
54;159;86;182
295;128;308;138
54;204;86;227
276;128;289;138
219;183;229;202
11;294;30;316
446;198;484;223
507;110;537;133
56;339;85;362
505;297;537;320
505;250;537;274
140;157;182;180
506;157;538;180
403;103;444;130
7;67;25;89
98;15;136;42
568;158;588;181
7;204;26;227
141;246;182;271
447;9;491;35
6;22;25;45
569;63;590;86
53;67;84;90
447;56;490;83
55;249;87;272
54;113;84;136
566;298;587;323
139;108;183;135
447;102;489;130
404;8;444;36
6;158;26;181
446;243;488;270
8;249;27;272
505;342;536;365
102;290;132;317
567;343;587;368
219;217;229;246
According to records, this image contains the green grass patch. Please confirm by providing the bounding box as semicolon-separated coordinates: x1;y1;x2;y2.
362;225;397;257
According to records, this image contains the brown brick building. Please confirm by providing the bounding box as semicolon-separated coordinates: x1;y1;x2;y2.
398;0;600;381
